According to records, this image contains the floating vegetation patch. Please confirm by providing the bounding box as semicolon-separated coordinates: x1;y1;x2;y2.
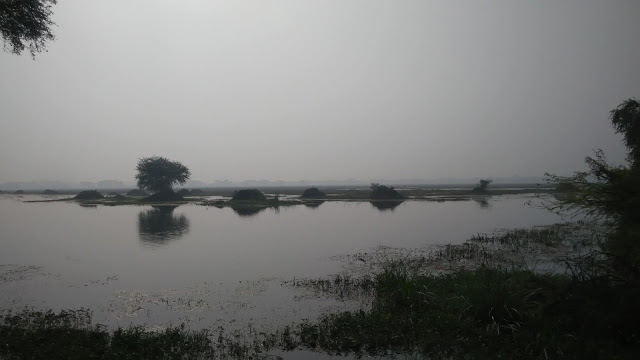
0;265;46;282
283;274;376;302
330;222;603;278
275;221;639;359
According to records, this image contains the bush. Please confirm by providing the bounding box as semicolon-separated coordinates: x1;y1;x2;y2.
142;191;184;202
231;189;266;201
369;184;403;199
472;179;492;193
127;189;149;197
300;187;326;199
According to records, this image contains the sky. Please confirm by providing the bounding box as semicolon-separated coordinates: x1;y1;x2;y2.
1;0;639;184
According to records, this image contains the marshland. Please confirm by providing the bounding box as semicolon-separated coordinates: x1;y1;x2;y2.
3;1;640;359
2;182;633;359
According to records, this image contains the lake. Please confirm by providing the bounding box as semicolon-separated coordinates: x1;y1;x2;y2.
0;194;561;333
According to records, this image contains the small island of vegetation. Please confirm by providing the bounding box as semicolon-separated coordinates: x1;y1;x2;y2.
300;187;326;199
369;183;403;199
74;190;104;200
231;189;266;201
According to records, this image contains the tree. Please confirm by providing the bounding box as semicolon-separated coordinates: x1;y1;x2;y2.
472;179;492;193
0;0;57;57
135;156;190;194
611;99;640;168
547;98;640;282
369;183;403;199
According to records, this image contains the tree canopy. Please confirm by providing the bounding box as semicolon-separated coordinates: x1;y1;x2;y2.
547;98;640;282
0;0;57;57
472;179;492;193
135;156;190;194
610;99;640;168
370;183;403;199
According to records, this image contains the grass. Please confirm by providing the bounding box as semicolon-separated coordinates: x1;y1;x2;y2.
0;309;216;360
0;308;297;359
292;263;640;359
284;223;638;359
2;223;636;359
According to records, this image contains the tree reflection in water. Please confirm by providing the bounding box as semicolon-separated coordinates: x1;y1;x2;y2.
303;200;325;209
137;206;190;246
369;200;404;211
474;198;490;209
230;206;266;217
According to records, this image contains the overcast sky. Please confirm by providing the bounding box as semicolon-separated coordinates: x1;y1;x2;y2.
1;0;639;183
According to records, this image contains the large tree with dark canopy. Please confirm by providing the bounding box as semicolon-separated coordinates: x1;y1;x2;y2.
135;156;191;194
0;0;57;57
547;98;640;282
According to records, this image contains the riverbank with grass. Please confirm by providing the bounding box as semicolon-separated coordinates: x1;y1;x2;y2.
3;221;636;359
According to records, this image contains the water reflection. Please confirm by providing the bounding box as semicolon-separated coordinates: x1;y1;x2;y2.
473;198;490;209
303;201;325;209
231;206;266;217
78;203;98;209
138;206;190;246
369;200;404;211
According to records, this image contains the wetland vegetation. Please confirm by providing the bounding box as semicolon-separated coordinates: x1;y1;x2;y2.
1;221;636;359
2;100;639;358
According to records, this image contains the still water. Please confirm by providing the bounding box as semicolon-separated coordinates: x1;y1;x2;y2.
0;194;560;331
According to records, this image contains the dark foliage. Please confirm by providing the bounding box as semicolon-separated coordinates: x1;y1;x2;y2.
547;98;640;281
135;156;190;194
296;265;640;359
74;190;103;200
13;190;24;194
127;189;150;197
472;179;492;193
611;99;640;167
177;189;191;196
369;183;403;199
555;182;579;193
0;0;57;57
231;189;266;201
43;189;58;194
0;309;215;359
300;187;326;199
142;190;184;202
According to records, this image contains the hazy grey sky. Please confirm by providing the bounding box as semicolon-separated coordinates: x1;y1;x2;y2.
1;0;639;183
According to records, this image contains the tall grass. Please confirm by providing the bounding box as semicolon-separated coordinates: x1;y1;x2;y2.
2;223;637;359
289;223;639;359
